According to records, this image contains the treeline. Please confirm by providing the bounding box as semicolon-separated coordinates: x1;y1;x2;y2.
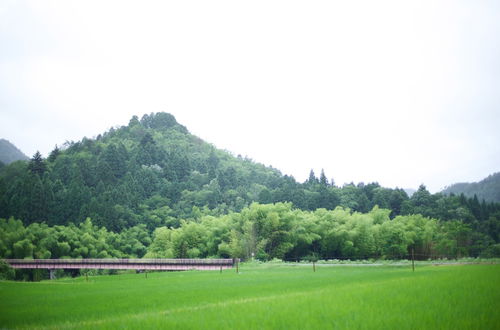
2;203;499;264
1;113;499;237
0;218;150;260
146;203;500;261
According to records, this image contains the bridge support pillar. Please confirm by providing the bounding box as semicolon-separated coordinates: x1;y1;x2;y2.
49;269;56;280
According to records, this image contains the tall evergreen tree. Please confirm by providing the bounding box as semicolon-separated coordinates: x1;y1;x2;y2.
28;151;46;176
48;145;61;162
319;169;328;186
307;169;318;186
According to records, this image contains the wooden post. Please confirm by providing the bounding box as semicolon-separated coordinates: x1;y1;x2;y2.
220;265;222;274
145;270;148;279
313;260;316;272
236;259;239;274
411;248;415;272
85;273;88;282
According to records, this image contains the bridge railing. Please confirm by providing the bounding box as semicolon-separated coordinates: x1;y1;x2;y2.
4;258;237;270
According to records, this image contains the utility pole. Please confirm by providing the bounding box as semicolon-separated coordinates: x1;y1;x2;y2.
411;248;415;272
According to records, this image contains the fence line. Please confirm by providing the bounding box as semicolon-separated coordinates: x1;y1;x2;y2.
4;258;237;271
281;253;486;262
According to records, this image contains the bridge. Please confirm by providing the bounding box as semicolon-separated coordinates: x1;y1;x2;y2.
5;258;237;276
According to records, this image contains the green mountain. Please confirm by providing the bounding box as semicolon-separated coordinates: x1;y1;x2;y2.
0;112;498;234
0;113;292;230
442;173;500;203
0;112;499;265
0;139;29;164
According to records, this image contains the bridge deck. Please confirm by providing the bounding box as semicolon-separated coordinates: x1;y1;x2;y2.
4;258;235;271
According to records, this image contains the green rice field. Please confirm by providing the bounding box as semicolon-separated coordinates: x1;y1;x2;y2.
0;263;499;329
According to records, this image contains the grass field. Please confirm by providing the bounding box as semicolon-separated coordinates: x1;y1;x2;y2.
0;263;499;329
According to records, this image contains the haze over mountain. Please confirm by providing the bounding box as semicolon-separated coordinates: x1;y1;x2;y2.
442;173;500;203
0;139;29;165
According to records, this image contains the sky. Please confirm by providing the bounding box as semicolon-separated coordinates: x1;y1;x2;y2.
1;0;499;192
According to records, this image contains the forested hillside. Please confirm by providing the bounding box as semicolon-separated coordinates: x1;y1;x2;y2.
442;173;500;203
0;139;29;165
0;112;499;264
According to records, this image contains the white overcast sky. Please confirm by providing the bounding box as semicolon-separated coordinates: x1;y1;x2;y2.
1;0;499;192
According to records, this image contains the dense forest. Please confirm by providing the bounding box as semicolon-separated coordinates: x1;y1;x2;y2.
2;202;498;266
442;172;500;203
1;112;499;271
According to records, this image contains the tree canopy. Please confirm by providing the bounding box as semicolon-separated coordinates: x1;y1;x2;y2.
0;112;499;267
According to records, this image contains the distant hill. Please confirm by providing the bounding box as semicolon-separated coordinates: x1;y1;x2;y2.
403;188;416;197
0;139;29;164
442;173;500;203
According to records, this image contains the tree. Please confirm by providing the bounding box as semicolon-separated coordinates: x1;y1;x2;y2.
411;184;437;217
28;151;46;176
145;227;174;258
128;115;140;127
0;259;15;280
307;169;319;186
48;145;61;162
101;144;127;179
468;194;481;220
28;176;48;222
389;189;408;217
207;149;219;179
136;133;160;166
319;169;328;186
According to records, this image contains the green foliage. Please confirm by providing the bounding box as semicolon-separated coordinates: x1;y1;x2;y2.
2;202;500;263
27;151;47;176
0;259;15;280
142;203;500;260
0;112;499;261
0;217;149;262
